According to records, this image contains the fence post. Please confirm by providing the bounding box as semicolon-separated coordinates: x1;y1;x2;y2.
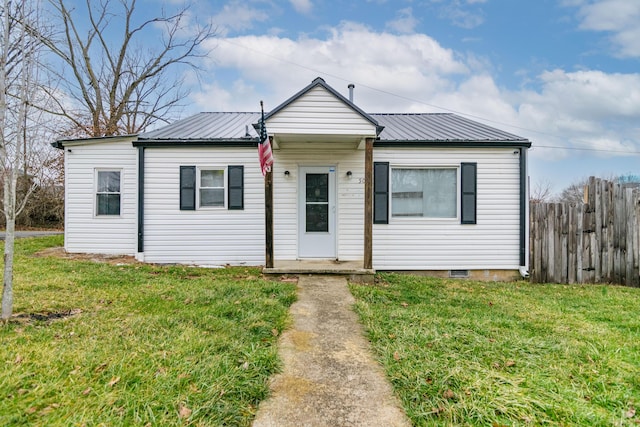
576;203;584;284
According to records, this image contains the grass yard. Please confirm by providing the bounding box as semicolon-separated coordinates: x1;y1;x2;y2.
351;273;640;427
0;236;296;426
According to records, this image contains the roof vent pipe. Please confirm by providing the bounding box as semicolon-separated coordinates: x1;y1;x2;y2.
348;84;355;103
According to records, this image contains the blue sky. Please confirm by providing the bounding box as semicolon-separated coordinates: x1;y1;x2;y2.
126;1;640;194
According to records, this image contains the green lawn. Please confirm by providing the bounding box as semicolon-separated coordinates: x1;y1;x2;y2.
0;236;296;426
351;273;640;427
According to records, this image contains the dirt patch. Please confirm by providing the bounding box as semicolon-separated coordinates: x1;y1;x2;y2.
11;308;82;324
33;247;141;265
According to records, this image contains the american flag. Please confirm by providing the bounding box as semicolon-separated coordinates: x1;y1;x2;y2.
258;101;273;176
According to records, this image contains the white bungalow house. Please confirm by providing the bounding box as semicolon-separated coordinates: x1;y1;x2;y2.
53;77;531;280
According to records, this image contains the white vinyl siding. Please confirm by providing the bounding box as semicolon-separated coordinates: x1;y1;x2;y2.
64;137;138;255
267;86;377;137
373;147;521;270
273;146;365;261
143;148;264;265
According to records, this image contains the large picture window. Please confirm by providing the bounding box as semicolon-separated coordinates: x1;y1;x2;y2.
96;170;121;216
391;168;457;218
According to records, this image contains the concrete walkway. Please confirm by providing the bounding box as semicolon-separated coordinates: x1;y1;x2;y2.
252;275;411;427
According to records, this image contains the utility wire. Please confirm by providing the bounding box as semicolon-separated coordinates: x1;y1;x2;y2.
220;38;640;155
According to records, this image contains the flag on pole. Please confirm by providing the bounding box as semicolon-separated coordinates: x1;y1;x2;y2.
258;101;273;176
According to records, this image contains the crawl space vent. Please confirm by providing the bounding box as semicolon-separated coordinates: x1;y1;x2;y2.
449;270;469;278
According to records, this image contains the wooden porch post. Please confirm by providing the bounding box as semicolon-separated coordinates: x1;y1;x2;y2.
265;137;274;268
364;137;374;269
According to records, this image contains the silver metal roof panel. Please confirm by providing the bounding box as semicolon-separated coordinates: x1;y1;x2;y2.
138;111;529;143
139;112;260;140
372;113;527;142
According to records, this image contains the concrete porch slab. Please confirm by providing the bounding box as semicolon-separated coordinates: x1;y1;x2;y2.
263;260;375;281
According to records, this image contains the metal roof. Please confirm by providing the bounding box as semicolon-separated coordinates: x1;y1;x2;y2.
373;113;528;142
139;111;529;144
139;112;260;140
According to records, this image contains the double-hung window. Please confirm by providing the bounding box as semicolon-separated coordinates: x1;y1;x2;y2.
391;168;457;218
199;169;225;208
180;165;244;211
96;170;121;216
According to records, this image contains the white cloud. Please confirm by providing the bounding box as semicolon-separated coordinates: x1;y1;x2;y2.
571;0;640;58
536;69;640;119
211;1;269;35
192;21;640;168
289;0;313;14
513;69;640;158
437;0;485;29
385;7;419;34
198;21;469;111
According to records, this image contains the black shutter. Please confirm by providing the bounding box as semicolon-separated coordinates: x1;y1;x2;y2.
373;162;389;224
228;165;244;210
461;162;477;224
180;166;196;210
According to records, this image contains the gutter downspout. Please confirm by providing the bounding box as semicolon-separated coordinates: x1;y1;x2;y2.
137;146;145;258
519;147;529;278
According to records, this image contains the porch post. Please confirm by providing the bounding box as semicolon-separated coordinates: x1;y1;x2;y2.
364;137;374;269
265;137;274;268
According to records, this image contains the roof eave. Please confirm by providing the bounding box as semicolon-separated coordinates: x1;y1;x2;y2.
374;139;532;148
133;138;258;148
51;133;138;149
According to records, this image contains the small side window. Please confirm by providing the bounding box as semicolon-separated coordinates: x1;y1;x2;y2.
96;170;121;216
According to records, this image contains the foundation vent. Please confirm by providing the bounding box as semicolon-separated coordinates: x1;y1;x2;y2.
449;270;469;278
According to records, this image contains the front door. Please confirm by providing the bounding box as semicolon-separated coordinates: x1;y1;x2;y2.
298;166;336;258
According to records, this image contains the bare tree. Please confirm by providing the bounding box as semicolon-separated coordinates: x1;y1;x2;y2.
555;178;588;205
554;174;640;205
0;0;51;320
41;0;215;137
530;179;554;204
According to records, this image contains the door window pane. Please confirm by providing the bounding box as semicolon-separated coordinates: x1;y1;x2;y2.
306;174;328;203
392;168;457;218
306;204;329;232
305;173;329;232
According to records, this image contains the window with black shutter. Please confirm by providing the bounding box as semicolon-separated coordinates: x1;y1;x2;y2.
180;165;245;210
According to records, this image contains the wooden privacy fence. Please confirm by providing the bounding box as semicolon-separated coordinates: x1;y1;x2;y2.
530;177;640;286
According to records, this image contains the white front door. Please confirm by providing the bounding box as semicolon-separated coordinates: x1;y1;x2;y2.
298;166;336;258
